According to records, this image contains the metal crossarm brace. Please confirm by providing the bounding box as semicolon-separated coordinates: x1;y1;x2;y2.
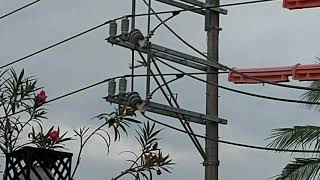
105;96;227;125
108;38;207;71
154;0;227;15
150;44;223;70
107;38;224;71
155;0;206;15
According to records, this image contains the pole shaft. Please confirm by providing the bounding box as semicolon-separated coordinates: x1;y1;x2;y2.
205;0;219;179
146;0;152;99
131;0;136;91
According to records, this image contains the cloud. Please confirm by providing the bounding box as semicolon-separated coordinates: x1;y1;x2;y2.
1;0;320;180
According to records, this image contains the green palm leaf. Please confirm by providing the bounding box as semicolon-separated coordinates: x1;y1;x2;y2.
276;158;320;180
301;81;320;111
267;126;320;151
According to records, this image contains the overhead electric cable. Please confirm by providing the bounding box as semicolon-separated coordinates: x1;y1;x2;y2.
142;113;320;153
0;0;283;99
137;51;207;159
0;0;40;21
0;19;121;70
143;0;320;91
0;71;235;120
142;0;320;92
131;0;277;18
155;57;320;105
2;71;320;154
150;74;183;97
0;0;278;71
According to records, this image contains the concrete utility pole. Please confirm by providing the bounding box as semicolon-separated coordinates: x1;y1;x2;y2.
205;0;220;180
106;1;227;180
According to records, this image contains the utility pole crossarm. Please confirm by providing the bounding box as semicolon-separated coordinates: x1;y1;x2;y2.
150;44;221;69
104;96;227;125
155;0;206;15
107;38;208;71
155;0;227;15
106;0;225;178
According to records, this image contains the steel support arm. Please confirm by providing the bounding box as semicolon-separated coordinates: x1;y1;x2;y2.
105;96;227;125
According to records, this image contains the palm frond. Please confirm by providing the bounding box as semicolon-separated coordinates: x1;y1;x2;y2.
300;81;320;111
276;158;320;180
267;126;320;151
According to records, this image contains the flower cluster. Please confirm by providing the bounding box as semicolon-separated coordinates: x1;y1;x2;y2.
144;153;161;166
35;90;47;107
29;127;72;150
48;130;59;141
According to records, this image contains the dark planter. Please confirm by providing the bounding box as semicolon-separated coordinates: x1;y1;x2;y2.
4;147;73;180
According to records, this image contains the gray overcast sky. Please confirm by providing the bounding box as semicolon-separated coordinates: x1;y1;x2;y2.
1;0;320;179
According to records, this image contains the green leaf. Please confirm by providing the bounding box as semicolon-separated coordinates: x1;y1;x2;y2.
300;81;320;111
94;132;111;154
276;158;320;180
122;117;141;124
267;126;320;151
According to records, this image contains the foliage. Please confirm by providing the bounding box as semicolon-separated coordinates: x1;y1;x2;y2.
111;121;174;180
0;68;73;154
0;68;47;153
300;81;320;111
268;126;320;180
267;126;320;151
28;126;73;150
275;158;320;180
71;102;174;180
96;105;141;141
0;68;174;179
71;104;142;179
267;75;320;180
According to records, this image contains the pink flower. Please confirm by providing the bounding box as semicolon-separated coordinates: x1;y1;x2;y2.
36;90;47;104
48;130;59;141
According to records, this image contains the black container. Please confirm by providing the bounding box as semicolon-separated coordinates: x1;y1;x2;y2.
4;147;72;180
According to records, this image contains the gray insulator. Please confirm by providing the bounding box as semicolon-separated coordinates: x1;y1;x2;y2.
121;18;129;34
127;92;143;106
108;79;116;96
119;77;127;94
129;29;144;46
109;21;117;38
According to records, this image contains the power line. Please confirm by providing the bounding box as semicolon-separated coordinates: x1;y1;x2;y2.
155;57;320;105
137;50;207;159
0;19;121;70
2;62;319;125
142;113;320;153
0;0;40;21
1;0;316;94
143;1;320;92
1;72;317;154
131;0;277;18
0;0;277;70
150;74;182;97
0;71;233;120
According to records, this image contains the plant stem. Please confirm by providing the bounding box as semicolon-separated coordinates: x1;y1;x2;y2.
71;122;109;179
